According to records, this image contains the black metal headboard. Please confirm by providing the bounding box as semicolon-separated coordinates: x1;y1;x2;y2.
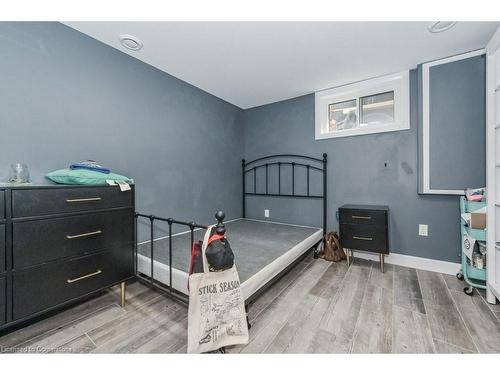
242;153;327;236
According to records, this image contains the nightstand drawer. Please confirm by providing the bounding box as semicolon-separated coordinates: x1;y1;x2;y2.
340;223;388;253
13;210;133;270
12;186;133;218
0;224;5;272
339;208;387;226
13;247;133;321
0;276;5;326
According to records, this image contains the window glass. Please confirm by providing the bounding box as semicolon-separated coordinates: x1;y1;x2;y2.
315;70;409;140
360;91;394;126
328;99;357;131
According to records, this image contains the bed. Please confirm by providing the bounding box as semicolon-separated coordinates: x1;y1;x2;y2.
135;153;327;306
137;218;323;301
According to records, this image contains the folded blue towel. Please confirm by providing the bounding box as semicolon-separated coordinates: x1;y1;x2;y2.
70;160;111;174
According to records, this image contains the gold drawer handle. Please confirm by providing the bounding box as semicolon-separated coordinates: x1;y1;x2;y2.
66;197;102;203
66;230;102;239
67;269;102;284
352;215;372;220
353;236;373;241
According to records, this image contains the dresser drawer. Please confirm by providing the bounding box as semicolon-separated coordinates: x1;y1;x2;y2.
0;276;5;326
0;224;5;272
0;190;4;219
13;247;133;320
339;208;387;226
12;186;133;218
340;223;388;253
13;210;133;270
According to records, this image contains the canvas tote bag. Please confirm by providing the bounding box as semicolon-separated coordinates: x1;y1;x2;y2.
187;226;249;353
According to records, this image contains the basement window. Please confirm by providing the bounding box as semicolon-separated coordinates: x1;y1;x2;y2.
315;71;410;139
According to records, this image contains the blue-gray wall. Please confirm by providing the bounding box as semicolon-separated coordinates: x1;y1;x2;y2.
243;70;464;263
0;22;244;241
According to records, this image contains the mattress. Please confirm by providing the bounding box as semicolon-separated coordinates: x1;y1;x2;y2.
137;218;322;300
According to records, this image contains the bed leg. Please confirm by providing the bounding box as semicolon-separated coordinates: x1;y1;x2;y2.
313;241;322;259
120;281;126;308
246;313;252;330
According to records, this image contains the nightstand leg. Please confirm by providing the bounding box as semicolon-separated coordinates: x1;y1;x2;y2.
120;282;126;308
345;248;350;266
379;253;385;273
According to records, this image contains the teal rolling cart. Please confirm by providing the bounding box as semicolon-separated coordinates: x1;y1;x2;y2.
457;197;487;295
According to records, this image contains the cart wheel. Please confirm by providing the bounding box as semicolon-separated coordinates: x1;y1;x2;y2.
456;273;464;281
464;286;473;296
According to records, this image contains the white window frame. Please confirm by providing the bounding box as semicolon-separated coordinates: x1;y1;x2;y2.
315;71;410;140
421;49;485;195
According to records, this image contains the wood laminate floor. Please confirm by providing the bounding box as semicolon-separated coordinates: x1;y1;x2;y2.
2;254;500;354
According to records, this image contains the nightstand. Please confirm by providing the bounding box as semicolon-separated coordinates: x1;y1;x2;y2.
339;204;389;272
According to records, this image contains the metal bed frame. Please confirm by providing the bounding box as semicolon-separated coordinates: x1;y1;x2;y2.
134;213;214;305
242;153;328;237
241;153;328;304
134;153;328;309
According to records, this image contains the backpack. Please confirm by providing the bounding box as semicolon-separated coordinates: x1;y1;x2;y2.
320;232;346;262
205;227;235;271
188;228;234;276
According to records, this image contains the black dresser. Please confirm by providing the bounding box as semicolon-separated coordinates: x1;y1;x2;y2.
0;184;135;333
339;204;389;272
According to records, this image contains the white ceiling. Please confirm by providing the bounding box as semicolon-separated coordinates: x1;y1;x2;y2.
64;22;499;109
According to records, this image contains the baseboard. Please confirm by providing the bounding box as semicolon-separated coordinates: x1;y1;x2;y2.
351;250;460;275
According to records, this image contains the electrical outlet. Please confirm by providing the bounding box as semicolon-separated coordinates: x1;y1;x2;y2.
264;209;270;218
419;224;428;236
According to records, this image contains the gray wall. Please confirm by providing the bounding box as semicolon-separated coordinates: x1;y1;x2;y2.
425;55;486;191
0;22;244;241
243;70;464;263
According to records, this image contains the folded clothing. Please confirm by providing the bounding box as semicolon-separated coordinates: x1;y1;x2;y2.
465;187;485;201
70;160;110;174
46;168;133;186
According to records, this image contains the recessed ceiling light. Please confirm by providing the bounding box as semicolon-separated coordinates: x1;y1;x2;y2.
119;34;143;51
428;21;457;34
